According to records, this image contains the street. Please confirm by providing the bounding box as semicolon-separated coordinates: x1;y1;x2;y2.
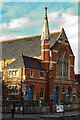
1;116;80;120
1;114;80;120
1;110;80;120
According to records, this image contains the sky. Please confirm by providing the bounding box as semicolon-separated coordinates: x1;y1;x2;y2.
0;2;79;73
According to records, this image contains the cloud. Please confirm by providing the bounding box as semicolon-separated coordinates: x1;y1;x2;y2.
48;9;63;22
0;16;41;31
0;17;31;30
0;23;8;30
8;17;30;29
48;8;78;44
0;33;26;41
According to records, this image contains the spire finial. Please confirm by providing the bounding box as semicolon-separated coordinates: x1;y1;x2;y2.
41;7;49;40
45;7;47;11
44;7;47;19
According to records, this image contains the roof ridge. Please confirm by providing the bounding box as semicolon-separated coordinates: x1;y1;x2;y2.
22;54;41;61
0;31;61;43
20;55;25;68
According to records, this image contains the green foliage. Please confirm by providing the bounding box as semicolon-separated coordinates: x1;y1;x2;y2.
64;101;73;105
42;102;49;106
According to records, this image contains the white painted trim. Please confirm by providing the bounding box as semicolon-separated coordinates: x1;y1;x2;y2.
42;61;57;64
64;42;69;45
27;80;47;83
58;40;69;45
53;50;58;53
69;54;73;56
50;61;53;63
70;65;74;67
41;49;49;52
58;40;62;43
50;50;52;57
50;61;56;63
53;61;57;64
41;61;49;63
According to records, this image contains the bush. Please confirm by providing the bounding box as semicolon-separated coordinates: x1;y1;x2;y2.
42;102;49;106
64;101;73;105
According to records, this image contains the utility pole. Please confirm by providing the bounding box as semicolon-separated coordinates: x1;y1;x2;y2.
21;68;24;116
62;86;65;116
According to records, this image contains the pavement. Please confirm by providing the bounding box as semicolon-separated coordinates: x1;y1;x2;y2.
2;110;80;119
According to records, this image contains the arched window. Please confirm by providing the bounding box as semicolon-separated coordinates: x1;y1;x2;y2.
40;87;44;98
57;46;69;78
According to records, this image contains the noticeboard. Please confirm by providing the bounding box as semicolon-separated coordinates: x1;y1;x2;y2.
22;84;26;93
56;105;64;112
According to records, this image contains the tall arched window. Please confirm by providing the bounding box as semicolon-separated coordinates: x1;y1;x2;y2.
57;46;69;78
40;87;44;98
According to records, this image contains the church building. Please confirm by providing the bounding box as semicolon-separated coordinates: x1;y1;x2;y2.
0;7;78;104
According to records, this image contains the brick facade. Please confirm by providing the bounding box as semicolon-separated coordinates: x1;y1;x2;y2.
0;7;79;104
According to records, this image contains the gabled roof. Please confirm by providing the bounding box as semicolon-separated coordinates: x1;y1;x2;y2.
0;32;60;60
50;28;74;56
3;55;46;71
0;71;3;80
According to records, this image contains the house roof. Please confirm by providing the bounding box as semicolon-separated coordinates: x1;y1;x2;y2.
0;71;3;80
3;55;46;71
0;32;60;60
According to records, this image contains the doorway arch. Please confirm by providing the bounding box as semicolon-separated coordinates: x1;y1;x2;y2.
28;86;32;101
67;87;72;101
28;85;36;101
54;86;60;104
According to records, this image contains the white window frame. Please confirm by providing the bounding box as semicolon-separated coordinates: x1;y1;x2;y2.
8;85;19;95
12;71;15;77
40;87;44;99
9;71;12;78
9;70;19;78
15;70;19;77
30;71;33;78
40;72;44;79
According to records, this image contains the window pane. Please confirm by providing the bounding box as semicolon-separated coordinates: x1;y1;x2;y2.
30;71;33;77
13;71;15;76
16;71;19;76
40;88;44;98
57;46;69;78
40;72;44;78
9;71;12;77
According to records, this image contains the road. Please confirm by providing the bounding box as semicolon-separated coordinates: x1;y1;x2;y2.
1;116;80;120
1;110;80;120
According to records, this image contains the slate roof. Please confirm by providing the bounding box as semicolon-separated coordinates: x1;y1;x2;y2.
3;55;46;71
0;71;3;81
0;32;60;60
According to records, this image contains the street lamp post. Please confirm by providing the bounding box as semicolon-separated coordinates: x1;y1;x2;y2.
62;86;65;116
21;68;24;116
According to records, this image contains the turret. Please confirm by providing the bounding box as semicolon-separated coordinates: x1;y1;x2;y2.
41;7;50;71
41;7;49;40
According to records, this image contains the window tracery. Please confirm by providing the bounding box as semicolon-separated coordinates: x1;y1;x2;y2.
57;46;69;78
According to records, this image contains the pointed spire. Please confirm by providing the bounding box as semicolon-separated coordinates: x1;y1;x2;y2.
41;7;49;40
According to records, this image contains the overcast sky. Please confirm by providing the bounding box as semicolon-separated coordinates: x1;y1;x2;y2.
0;2;79;73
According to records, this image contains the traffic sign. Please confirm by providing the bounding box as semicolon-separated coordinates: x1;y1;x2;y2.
22;84;26;93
